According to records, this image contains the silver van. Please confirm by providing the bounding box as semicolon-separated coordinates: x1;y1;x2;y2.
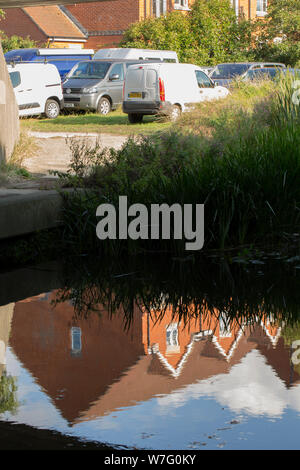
62;59;154;114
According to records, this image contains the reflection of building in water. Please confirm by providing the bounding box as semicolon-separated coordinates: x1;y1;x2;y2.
0;303;14;376
8;293;299;425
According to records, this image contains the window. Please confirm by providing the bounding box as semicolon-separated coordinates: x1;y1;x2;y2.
152;0;167;17
166;323;179;347
195;70;214;88
9;71;21;88
69;61;111;79
109;63;124;80
219;314;231;337
71;327;82;356
256;0;267;15
166;323;180;354
174;0;188;9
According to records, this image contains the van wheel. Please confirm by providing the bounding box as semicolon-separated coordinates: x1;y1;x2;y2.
44;99;60;119
170;105;181;122
97;97;111;115
128;113;143;124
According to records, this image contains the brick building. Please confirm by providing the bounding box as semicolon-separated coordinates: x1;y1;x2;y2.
0;5;87;48
7;290;291;425
0;0;268;51
62;0;192;49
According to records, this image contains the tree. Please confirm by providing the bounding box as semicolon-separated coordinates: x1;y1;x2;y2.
254;0;300;66
120;0;254;66
265;0;300;43
0;33;38;53
120;11;195;63
189;0;254;64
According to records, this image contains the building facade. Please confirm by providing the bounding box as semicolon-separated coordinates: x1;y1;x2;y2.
0;0;268;51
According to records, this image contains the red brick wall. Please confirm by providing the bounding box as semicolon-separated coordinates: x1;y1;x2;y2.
86;34;124;50
66;1;140;33
0;8;47;44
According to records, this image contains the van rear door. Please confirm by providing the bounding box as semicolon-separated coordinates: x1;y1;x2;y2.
125;66;158;101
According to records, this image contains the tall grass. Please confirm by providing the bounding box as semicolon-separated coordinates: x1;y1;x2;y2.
59;75;300;255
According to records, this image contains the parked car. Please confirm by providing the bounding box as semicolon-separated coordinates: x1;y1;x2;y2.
244;67;300;81
93;48;178;63
62;59;153;114
7;63;64;118
209;62;286;87
122;63;229;123
5;48;94;79
243;67;283;81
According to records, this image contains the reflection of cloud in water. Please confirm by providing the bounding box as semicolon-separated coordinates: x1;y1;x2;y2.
3;348;66;430
156;350;300;418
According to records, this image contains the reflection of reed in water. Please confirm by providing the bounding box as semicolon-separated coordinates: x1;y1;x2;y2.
52;254;300;333
0;303;18;414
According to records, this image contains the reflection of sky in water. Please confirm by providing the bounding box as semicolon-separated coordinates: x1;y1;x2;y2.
2;347;300;449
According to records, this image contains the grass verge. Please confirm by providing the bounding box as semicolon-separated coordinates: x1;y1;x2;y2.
20;109;172;136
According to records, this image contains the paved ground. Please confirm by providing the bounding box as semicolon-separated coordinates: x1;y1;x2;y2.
23;132;127;175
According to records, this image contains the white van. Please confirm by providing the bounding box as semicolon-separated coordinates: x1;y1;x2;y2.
7;63;63;119
93;48;178;63
122;63;229;123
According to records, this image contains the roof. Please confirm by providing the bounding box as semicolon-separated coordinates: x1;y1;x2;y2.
23;6;87;39
0;0;112;7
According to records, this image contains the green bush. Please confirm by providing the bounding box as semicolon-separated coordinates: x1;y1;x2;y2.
120;0;254;66
0;33;38;53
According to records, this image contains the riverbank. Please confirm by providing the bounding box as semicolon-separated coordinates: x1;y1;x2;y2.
55;76;300;255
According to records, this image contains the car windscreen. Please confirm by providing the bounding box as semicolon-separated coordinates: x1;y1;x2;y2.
68;61;111;79
5;49;36;63
211;63;251;79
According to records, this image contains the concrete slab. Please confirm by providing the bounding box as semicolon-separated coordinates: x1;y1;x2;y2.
24;133;127;174
0;188;73;240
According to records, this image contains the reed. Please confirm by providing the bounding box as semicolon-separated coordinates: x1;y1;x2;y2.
59;75;300;255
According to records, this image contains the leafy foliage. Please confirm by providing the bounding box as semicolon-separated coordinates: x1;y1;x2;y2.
121;0;254;66
0;33;38;53
0;371;18;414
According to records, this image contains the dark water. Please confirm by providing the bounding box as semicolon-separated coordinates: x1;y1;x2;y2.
0;252;300;450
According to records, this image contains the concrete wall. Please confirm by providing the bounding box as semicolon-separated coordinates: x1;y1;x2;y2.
0;41;20;164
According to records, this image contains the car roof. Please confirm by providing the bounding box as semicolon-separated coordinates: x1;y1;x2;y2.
91;58;162;63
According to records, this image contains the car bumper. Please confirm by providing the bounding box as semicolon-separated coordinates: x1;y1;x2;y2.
62;93;98;111
122;100;173;115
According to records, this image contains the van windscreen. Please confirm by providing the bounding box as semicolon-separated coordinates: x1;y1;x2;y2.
69;61;111;79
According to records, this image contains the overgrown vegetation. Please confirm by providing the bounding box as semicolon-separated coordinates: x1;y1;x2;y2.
56;75;300;255
0;132;36;185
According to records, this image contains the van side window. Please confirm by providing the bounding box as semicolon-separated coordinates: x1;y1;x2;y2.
195;70;214;88
9;71;21;88
109;63;124;80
